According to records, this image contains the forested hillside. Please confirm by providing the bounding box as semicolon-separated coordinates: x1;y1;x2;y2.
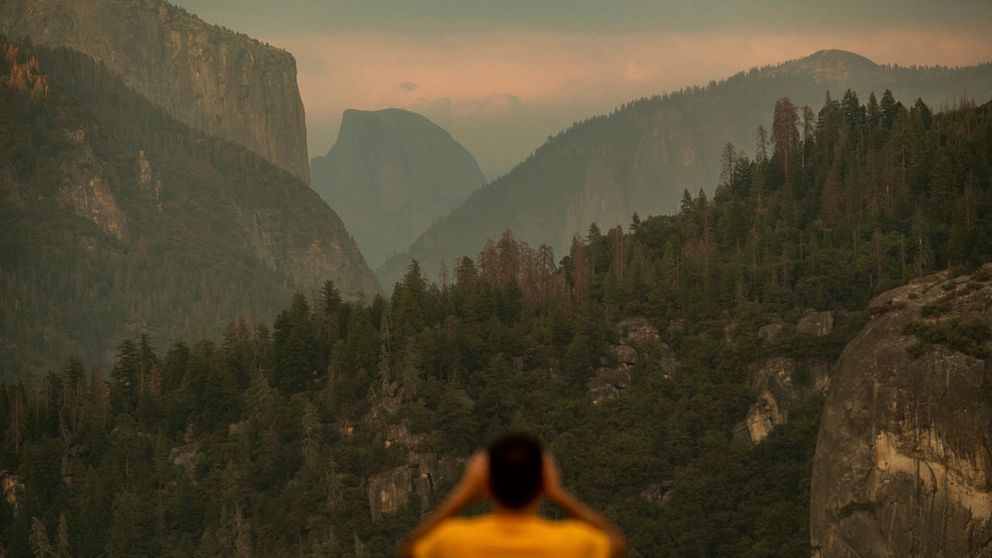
0;38;379;374
378;50;992;289
1;88;989;556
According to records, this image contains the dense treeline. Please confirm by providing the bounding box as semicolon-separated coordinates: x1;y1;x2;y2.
1;88;989;556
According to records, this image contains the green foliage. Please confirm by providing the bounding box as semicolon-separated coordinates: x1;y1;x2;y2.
3;43;991;556
903;318;992;358
0;37;373;376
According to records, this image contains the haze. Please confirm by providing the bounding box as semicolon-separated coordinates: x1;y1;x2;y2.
174;0;992;178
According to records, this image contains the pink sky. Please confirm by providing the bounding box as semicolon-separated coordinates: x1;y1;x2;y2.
280;27;992;177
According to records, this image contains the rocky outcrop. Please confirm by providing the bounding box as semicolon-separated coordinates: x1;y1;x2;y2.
0;471;25;511
0;39;378;372
588;317;676;405
797;310;834;337
1;0;310;182
810;266;992;557
736;357;829;444
368;453;461;521
312;109;484;271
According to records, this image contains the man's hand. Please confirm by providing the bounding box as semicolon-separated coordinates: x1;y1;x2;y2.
541;451;628;558
455;451;490;501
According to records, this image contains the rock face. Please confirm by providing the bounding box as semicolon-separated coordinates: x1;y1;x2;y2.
311;109;484;272
738;357;829;444
377;50;992;289
367;453;460;521
797;311;834;337
810;266;992;557
0;39;378;372
0;0;310;182
588;317;676;405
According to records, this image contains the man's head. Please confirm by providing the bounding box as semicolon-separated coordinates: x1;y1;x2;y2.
487;434;544;509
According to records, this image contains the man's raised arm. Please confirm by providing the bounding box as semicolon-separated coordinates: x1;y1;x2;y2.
543;454;628;558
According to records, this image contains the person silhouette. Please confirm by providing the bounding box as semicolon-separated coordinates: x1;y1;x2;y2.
399;434;627;558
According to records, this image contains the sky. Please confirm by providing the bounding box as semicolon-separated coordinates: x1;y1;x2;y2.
173;0;992;179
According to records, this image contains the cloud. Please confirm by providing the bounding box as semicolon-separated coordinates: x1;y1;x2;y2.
399;81;419;92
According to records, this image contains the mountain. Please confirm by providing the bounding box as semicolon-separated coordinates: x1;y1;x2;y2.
811;267;992;557
377;50;992;289
310;109;485;268
0;38;379;374
1;88;989;556
0;0;311;182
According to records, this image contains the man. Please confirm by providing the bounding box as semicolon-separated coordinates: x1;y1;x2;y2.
399;434;627;558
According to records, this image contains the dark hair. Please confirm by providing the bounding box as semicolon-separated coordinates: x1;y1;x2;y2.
488;434;544;509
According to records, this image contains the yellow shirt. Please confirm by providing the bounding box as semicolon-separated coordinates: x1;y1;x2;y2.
412;514;611;558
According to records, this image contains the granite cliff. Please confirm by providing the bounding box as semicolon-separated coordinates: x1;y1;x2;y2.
0;39;378;373
0;0;311;182
378;50;992;289
311;109;484;269
810;266;992;557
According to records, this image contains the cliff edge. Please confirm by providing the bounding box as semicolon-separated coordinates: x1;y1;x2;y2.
810;266;992;557
0;0;311;182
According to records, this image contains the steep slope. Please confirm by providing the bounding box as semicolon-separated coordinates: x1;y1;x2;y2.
310;109;485;268
810;267;992;557
378;50;992;289
0;0;311;182
0;39;379;374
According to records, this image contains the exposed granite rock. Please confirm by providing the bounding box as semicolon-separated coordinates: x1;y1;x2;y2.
1;0;310;182
588;366;634;405
810;266;992;557
312;108;485;270
136;149;163;207
588;317;677;404
740;357;829;443
368;453;461;521
797;310;834;336
0;39;379;373
0;471;25;511
58;172;129;242
618;317;662;343
758;322;784;343
614;344;638;365
640;481;674;505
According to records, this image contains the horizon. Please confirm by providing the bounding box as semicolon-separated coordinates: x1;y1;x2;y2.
170;0;992;179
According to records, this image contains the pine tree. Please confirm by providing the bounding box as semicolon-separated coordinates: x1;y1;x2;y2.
110;339;139;413
772;98;799;179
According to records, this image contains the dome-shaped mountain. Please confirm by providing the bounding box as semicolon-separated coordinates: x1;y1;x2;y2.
311;109;485;268
776;49;886;85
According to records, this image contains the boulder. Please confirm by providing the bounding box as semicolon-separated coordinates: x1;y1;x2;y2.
587;366;633;405
758;322;783;343
741;357;828;443
614;344;638;365
797;310;834;336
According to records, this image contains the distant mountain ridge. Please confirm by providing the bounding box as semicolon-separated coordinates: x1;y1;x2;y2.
311;108;485;268
0;0;312;182
0;38;379;373
377;50;992;289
